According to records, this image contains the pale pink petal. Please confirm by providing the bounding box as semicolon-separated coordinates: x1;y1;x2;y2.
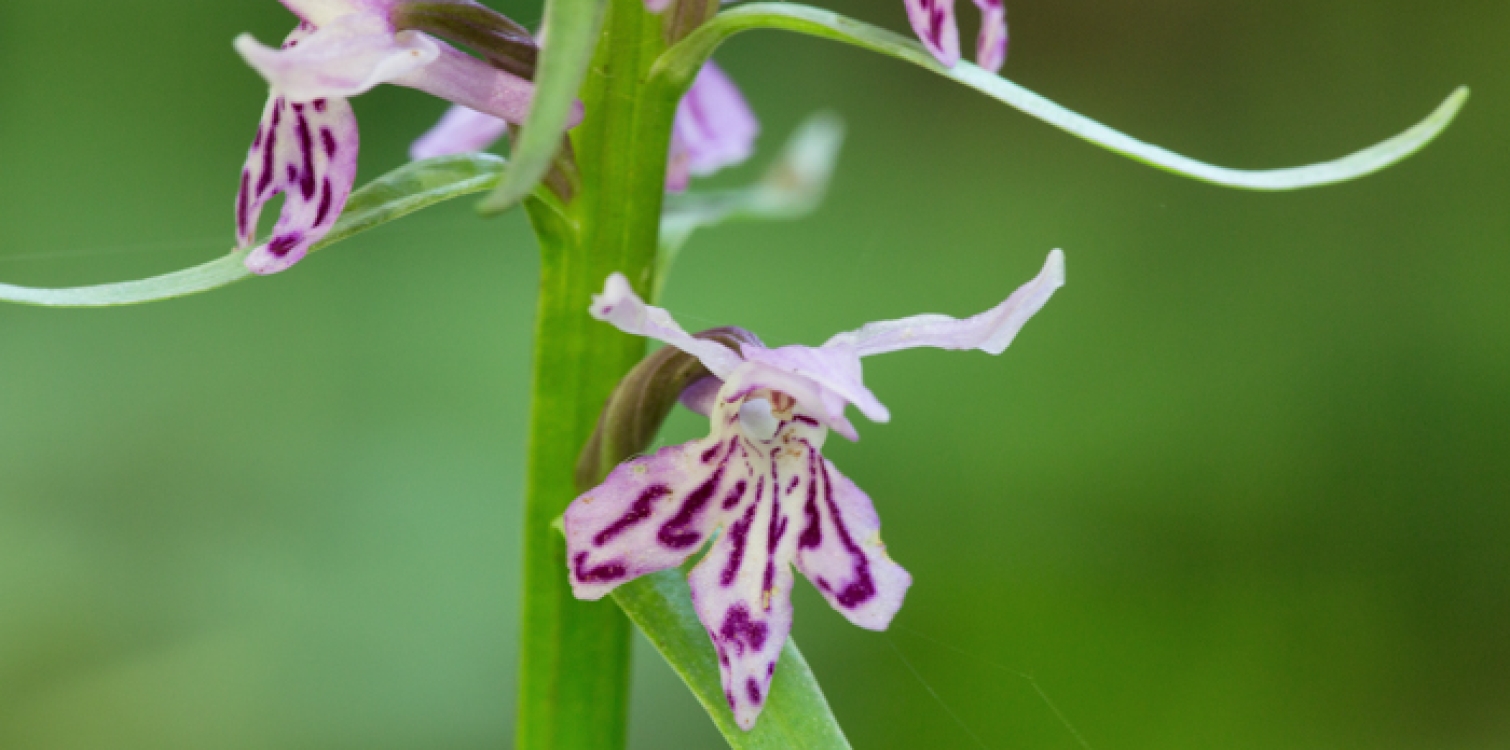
235;16;438;102
591;273;746;378
679;375;722;417
238;94;360;275
409;105;509;160
738;346;888;430
392;40;549;125
823;249;1064;357
973;0;1008;73
794;459;911;630
670;62;759;182
904;0;961;68
277;0;378;27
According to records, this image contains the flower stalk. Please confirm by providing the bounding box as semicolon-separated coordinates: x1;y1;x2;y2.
512;0;687;745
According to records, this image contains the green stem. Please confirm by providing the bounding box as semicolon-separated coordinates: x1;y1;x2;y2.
514;0;681;747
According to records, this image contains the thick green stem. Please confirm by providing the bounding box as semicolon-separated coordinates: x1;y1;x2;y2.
513;0;681;747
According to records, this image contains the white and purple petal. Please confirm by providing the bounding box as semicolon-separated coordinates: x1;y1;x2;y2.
591;273;747;378
409;105;510;160
822;249;1065;357
237;92;359;275
972;0;1009;73
905;0;961;68
794;458;911;630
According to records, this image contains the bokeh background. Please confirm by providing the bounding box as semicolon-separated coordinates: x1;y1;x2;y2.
2;0;1506;747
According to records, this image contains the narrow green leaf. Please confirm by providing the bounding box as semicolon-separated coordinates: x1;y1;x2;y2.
478;0;607;214
0;154;507;308
654;112;845;300
656;3;1467;191
613;569;852;749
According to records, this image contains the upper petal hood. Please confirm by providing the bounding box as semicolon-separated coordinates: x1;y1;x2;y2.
236;14;438;101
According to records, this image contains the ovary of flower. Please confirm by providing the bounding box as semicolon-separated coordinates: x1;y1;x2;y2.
564;250;1064;730
232;0;540;275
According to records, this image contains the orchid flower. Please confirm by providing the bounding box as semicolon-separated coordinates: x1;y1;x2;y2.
410;61;758;192
905;0;1009;72
234;0;541;275
564;249;1065;729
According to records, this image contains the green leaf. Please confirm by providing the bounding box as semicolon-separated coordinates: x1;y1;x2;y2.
0;154;507;308
478;0;607;214
613;569;852;750
655;111;846;300
656;3;1468;191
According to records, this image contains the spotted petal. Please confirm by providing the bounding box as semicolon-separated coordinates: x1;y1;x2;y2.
592;273;746;378
566;433;756;601
904;0;960;68
794;458;911;630
237;94;360;275
235;15;438;102
823;248;1065;357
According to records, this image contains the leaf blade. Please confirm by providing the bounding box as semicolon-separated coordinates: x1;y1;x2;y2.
478;0;607;214
0;154;507;308
613;569;852;750
659;4;1467;191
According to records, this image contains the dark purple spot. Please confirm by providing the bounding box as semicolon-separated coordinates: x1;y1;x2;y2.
286;165;299;182
700;443;721;463
236;171;251;238
295;112;316;200
929;8;946;47
719;604;768;654
321;128;337;159
767;661;776;677
267;232;302;258
593;484;670;546
314;179;334;227
798;448;823;550
657;464;724;549
572;551;626;584
721;479;748;511
725;689;735;708
313;98;327;112
720;502;759;586
746;678;762;705
256;101;281;195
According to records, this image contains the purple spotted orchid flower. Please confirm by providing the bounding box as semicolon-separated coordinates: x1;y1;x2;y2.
906;0;1009;71
564;249;1065;729
411;61;757;192
234;0;541;275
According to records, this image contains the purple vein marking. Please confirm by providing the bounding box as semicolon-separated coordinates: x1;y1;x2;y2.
594;484;670;546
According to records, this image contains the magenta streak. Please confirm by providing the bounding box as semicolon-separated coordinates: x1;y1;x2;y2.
657;462;726;549
295;110;316;200
572;551;625;584
593;484;670;546
746;678;762;705
760;471;789;603
719;501;759;586
785;474;800;495
321;128;337;159
821;461;877;608
793;415;820;427
797;444;823;549
257;100;282;195
236;171;251;241
719;603;768;655
721;479;748;511
314;178;334;227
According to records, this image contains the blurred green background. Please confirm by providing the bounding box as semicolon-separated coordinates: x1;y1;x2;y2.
2;0;1506;747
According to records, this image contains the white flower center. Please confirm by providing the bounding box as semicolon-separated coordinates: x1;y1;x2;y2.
738;397;780;442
